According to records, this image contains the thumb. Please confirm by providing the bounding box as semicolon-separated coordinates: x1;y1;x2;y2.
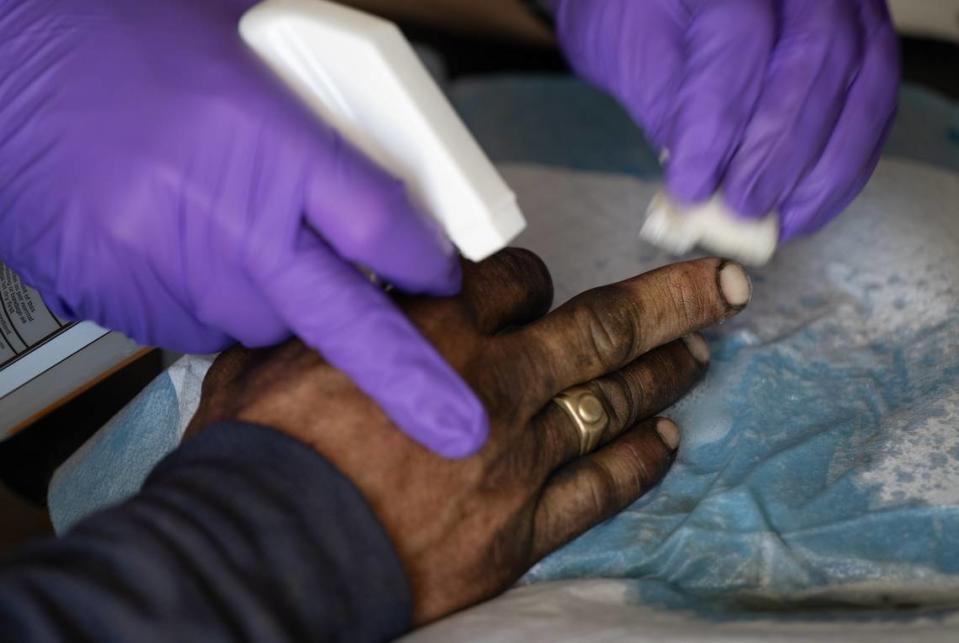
252;230;489;459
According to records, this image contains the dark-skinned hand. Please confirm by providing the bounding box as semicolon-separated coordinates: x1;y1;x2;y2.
187;248;751;624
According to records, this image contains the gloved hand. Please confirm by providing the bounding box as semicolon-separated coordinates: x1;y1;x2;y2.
551;0;900;240
0;0;485;458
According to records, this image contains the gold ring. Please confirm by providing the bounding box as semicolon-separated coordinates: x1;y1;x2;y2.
552;385;609;456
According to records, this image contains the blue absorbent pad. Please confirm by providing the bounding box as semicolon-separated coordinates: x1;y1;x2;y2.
48;354;214;532
503;161;959;609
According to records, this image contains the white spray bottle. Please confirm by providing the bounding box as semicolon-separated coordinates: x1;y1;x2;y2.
240;0;526;262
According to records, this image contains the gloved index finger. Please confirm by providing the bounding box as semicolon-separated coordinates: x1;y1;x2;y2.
251;229;489;459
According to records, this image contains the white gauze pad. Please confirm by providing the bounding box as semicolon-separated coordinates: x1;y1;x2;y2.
640;191;779;266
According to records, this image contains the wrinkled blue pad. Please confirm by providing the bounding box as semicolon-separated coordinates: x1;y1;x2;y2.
501;160;959;617
48;373;181;533
451;77;959;174
48;355;213;533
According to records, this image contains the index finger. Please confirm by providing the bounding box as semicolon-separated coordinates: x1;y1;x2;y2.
501;258;750;406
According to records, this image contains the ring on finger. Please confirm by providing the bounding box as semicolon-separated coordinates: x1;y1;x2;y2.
552;385;609;456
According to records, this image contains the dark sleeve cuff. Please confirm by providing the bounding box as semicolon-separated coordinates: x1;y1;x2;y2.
145;421;413;641
0;421;412;643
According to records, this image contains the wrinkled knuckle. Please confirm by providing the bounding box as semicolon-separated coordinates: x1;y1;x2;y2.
571;288;638;366
584;307;630;366
679;284;706;328
594;372;637;430
619;441;656;491
582;460;619;516
666;269;710;328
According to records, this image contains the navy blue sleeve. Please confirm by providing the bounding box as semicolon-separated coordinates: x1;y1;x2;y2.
0;422;412;643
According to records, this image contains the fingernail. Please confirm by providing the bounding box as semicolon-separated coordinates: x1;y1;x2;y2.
718;261;752;308
682;334;710;365
655;419;681;451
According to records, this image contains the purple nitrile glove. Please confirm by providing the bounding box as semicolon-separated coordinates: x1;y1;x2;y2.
0;0;487;458
551;0;900;241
